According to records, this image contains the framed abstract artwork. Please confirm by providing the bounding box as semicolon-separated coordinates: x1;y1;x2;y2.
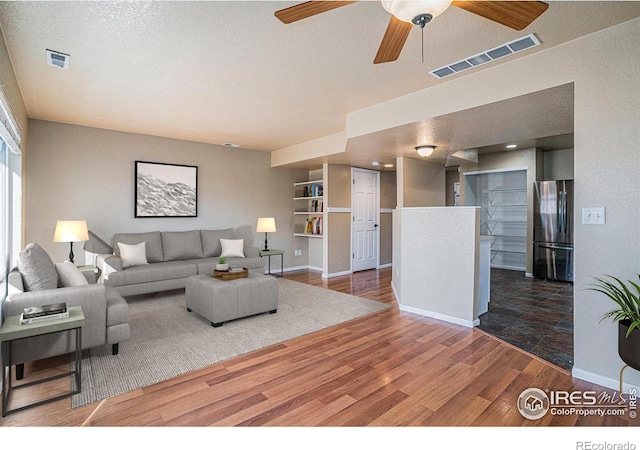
135;161;198;218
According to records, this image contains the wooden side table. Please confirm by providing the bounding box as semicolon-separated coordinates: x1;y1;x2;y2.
0;306;84;417
259;249;284;277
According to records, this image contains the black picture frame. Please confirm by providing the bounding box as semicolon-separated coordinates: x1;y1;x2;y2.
135;161;198;218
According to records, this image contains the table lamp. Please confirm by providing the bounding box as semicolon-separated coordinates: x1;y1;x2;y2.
53;220;89;263
256;217;276;251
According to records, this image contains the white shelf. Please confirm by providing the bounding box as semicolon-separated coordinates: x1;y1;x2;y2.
294;211;324;215
294;233;323;238
294;196;323;201
482;188;526;193
294;179;323;187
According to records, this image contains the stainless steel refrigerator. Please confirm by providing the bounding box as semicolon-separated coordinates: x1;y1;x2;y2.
533;180;574;282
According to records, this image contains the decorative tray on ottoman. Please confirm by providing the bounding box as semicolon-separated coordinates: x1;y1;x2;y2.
213;267;248;281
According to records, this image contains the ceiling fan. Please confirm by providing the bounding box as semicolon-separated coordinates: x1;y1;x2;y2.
274;1;549;64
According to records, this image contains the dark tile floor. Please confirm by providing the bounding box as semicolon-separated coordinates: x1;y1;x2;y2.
478;268;574;371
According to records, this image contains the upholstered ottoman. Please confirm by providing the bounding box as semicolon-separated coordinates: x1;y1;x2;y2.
185;273;278;327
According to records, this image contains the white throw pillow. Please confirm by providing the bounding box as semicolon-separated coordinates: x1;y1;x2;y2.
55;262;89;287
118;242;149;268
220;239;244;258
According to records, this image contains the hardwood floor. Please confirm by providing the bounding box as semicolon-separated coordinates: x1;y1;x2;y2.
1;268;636;431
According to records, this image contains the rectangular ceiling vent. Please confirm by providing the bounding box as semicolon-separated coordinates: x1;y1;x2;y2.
46;49;70;69
430;34;540;79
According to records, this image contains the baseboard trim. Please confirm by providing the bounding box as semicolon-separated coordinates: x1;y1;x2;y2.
322;269;352;279
525;272;534;278
378;263;392;269
572;367;640;392
282;265;313;273
398;303;477;328
392;280;476;327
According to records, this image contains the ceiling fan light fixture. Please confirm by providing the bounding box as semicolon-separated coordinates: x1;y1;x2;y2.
415;145;436;157
381;0;453;24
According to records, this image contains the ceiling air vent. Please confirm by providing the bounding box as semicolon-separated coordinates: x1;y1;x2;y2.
46;49;70;69
430;34;540;79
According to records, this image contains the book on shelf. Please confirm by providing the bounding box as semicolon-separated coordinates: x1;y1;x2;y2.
304;216;323;235
310;200;323;212
302;184;323;198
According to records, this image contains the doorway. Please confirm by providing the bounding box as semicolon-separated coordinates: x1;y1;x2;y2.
351;168;380;272
462;156;575;372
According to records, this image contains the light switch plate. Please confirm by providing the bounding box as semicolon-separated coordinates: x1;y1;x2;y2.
582;207;605;224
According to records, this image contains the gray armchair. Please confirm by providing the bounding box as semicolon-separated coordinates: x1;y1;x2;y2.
3;243;130;379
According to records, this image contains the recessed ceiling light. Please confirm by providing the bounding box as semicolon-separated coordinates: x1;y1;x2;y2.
223;143;240;148
506;144;517;149
384;164;394;168
372;161;381;166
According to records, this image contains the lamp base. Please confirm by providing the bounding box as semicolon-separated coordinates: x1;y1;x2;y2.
68;242;75;264
263;233;269;252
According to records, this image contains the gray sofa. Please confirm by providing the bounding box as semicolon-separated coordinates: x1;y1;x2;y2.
5;243;130;378
98;229;265;297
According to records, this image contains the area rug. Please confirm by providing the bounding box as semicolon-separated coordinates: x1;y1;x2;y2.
72;278;390;408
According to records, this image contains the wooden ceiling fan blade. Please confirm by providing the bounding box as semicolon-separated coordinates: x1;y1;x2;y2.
274;1;357;24
452;1;549;31
374;16;413;64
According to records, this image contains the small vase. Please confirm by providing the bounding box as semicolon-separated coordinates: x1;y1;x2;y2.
216;263;229;271
618;319;640;371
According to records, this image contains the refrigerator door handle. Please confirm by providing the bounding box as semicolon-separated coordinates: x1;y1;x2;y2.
538;244;574;251
561;191;567;239
559;190;564;235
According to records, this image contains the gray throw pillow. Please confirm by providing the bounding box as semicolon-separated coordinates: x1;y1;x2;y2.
201;229;235;257
55;262;89;287
17;242;58;291
161;230;203;261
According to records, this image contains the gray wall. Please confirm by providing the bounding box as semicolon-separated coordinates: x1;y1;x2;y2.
26;119;307;269
397;157;446;207
544;148;574;180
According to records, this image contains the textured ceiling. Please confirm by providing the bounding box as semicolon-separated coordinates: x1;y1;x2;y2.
1;1;639;162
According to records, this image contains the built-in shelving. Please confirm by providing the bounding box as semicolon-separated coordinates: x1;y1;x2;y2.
293;179;324;237
470;171;527;271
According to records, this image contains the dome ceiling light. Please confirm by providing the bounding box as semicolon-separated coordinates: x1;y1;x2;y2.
381;0;453;27
416;145;436;157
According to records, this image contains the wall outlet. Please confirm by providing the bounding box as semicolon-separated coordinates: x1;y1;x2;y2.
294;249;302;256
582;207;605;225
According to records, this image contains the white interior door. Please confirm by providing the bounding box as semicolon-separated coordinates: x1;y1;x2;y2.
352;168;379;272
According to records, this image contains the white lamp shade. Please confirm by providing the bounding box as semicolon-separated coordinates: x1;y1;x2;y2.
381;0;453;23
53;220;89;243
256;217;276;233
